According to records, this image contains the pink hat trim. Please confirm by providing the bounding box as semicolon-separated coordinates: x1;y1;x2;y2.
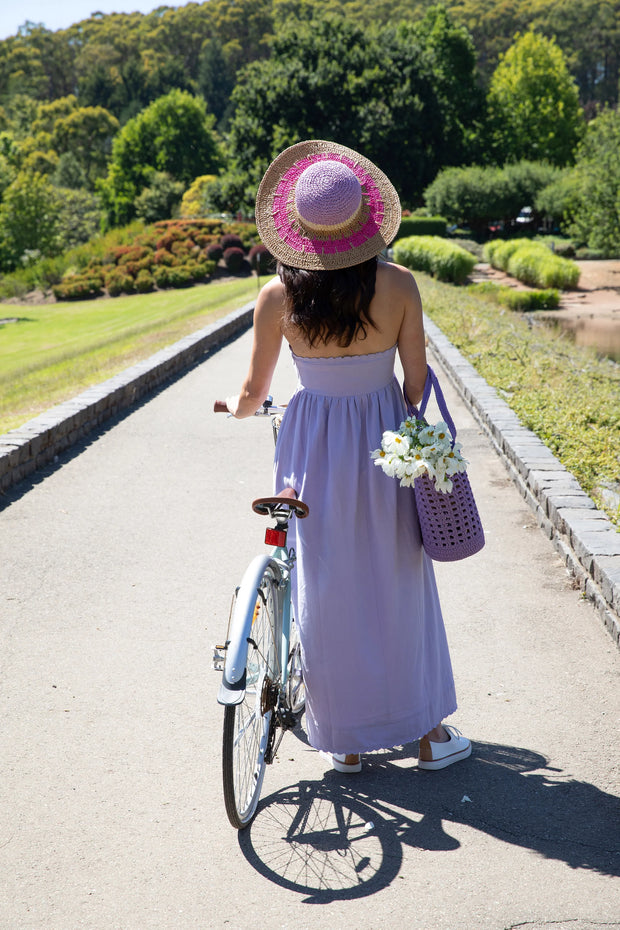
271;153;385;256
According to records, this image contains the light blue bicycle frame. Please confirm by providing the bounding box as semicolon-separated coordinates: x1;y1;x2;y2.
217;541;295;707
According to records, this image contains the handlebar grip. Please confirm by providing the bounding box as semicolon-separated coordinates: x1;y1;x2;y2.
213;400;229;413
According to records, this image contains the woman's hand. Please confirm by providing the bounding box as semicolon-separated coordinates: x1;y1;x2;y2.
225;394;240;416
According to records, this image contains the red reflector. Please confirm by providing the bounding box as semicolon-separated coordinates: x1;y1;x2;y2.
265;527;287;547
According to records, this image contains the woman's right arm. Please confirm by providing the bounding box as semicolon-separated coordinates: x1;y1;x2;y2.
395;265;428;406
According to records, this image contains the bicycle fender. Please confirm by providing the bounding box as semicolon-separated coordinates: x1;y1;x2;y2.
217;554;281;706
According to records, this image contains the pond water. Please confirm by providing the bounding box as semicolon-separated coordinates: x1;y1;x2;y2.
548;314;620;363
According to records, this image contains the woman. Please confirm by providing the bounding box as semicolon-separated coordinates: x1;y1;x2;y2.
224;140;470;773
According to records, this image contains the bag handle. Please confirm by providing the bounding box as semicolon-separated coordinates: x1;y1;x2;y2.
406;365;458;442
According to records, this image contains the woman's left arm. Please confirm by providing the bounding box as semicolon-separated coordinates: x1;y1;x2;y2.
226;278;284;418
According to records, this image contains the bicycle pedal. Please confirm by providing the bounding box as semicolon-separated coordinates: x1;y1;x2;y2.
212;643;228;672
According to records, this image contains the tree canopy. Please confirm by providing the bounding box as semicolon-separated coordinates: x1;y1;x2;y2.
222;8;482;208
97;89;221;227
487;31;585;166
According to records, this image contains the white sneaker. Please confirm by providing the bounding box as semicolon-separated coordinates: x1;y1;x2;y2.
418;725;471;771
319;751;362;773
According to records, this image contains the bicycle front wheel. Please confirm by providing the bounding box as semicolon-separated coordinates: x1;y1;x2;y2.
222;565;281;829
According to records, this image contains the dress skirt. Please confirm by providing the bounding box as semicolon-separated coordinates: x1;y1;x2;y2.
274;345;457;754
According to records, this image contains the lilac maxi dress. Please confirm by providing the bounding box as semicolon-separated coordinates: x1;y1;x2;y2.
274;345;457;755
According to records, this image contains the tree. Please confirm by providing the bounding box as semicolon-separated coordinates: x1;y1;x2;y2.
568;108;620;253
487;31;585;166
197;38;236;127
134;171;185;223
180;174;218;217
424;161;564;236
0;171;61;269
50;105;119;187
98;89;221;227
223;8;482;208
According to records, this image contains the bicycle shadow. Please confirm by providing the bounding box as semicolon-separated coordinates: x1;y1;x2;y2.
237;740;620;902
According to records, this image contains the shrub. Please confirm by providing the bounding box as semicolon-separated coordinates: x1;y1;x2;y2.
206;243;223;262
484;238;580;289
165;265;195;287
135;270;155;293
52;274;104;301
106;272;135;296
153;266;171;288
153;249;175;266
220;233;244;252
468;282;560;311
392;236;477;284
171;239;197;257
483;239;522;270
194;233;217;248
115;245;151;265
248;244;274;274
223;246;246;273
398;216;447;238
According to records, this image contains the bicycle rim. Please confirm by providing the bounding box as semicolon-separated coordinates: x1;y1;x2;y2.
222;568;280;829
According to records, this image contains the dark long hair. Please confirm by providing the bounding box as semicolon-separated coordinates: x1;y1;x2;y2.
278;257;378;348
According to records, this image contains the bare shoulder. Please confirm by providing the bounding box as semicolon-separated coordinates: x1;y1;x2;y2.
376;260;421;306
257;274;286;307
254;275;286;326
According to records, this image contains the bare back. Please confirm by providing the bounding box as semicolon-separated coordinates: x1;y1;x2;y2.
281;260;428;404
232;259;428;418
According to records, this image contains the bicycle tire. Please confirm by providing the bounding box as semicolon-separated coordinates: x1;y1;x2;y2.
222;565;281;829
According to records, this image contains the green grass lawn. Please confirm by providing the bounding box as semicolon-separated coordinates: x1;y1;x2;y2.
0;277;262;434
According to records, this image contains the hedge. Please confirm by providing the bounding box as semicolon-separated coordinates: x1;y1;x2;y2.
484;238;580;289
467;281;560;311
398;216;447;238
393;236;477;284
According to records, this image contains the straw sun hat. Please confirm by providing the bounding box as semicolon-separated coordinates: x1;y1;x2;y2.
255;140;401;271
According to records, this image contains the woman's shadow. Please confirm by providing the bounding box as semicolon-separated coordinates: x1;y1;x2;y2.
237;737;620;902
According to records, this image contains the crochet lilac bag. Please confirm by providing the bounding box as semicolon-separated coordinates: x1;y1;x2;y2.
407;366;485;562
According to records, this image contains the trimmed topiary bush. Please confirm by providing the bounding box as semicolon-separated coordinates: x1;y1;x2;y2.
206;243;223;263
398;216;447;238
220;233;244;252
484;238;580;289
393;236;477;284
249;244;274;274
223;246;246;273
135;270;155;293
106;271;135;296
52;274;104;301
153;266;171;288
468;281;560;311
166;265;195;287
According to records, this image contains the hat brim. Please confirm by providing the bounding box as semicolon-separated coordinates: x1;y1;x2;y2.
255;140;401;271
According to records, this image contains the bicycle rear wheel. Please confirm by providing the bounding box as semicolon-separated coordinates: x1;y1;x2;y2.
222;565;281;829
287;617;306;716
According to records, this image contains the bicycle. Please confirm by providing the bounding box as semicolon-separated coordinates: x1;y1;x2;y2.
212;398;310;829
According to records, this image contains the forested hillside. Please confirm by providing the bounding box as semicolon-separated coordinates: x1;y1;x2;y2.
1;0;616;117
0;0;618;277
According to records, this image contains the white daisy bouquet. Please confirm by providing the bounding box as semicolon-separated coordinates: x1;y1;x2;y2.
371;416;468;494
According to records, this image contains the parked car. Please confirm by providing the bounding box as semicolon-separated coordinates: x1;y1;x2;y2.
516;206;534;227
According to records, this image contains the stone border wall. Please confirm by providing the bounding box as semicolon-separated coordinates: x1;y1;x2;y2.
1;302;618;643
0;302;254;497
424;315;620;645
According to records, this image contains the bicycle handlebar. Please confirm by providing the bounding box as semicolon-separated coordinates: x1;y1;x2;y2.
213;397;287;416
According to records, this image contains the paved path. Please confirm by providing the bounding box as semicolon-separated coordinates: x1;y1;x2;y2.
1;330;619;929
